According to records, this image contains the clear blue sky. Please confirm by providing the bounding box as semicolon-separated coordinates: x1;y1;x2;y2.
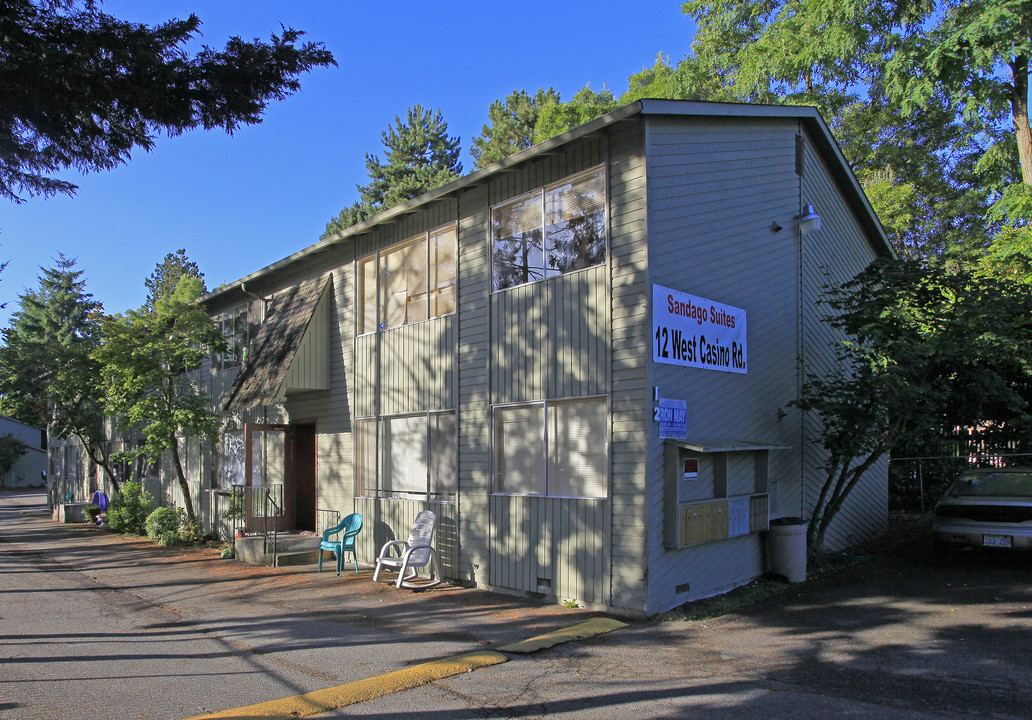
1;0;694;326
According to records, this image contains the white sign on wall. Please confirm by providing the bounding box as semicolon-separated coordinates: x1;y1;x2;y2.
652;284;747;374
654;397;687;440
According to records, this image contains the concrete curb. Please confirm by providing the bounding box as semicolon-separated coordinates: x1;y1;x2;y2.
183;650;508;720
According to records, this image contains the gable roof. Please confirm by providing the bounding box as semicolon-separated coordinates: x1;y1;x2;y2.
220;276;330;412
203;99;890;306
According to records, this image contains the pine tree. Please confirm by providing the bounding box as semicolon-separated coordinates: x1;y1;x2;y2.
1;0;335;203
357;105;462;210
471;88;559;169
145;249;206;311
0;255;119;489
322;200;373;239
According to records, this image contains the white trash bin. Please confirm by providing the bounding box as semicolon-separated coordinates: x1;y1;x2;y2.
768;518;807;583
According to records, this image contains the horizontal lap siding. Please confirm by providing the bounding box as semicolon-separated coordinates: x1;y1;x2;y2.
644;117;803;613
608;121;649;613
457;184;492;584
800;130;887;551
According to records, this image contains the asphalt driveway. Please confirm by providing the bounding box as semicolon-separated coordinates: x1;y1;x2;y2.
2;491;1031;719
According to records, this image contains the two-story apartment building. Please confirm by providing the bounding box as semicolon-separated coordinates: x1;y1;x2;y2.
54;100;892;616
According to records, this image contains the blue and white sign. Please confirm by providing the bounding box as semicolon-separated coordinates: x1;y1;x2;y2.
654;397;687;440
652;285;747;374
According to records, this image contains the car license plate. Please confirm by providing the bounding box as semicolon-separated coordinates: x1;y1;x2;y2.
983;534;1013;548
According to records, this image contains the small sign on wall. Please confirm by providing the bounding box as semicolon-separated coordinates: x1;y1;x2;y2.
654;397;687;440
682;458;698;481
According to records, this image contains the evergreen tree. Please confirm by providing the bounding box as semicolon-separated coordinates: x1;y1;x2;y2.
323;106;462;237
471;88;559;169
0;0;335;203
357;105;462;209
145;249;206;311
322;200;373;240
0;255;119;489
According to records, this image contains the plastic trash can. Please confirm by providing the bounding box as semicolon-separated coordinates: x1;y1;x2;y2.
768;517;807;583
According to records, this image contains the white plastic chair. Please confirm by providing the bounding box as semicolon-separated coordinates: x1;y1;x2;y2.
372;510;442;589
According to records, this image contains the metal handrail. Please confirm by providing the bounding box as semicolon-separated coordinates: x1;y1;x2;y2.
261;487;282;565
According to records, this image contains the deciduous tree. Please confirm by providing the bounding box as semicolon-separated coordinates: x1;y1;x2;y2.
796;258;1032;551
94;275;224;522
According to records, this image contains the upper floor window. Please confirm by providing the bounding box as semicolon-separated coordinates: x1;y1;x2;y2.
213;305;253;371
357;224;457;335
492;167;606;291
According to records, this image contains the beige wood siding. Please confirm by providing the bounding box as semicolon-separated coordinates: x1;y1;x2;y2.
355;497;459;579
643;116;805;612
799;128;887;551
488;495;609;605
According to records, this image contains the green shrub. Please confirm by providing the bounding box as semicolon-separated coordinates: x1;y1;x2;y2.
159;530;180;546
82;504;103;523
180;518;203;544
107;481;153;535
146;506;183;539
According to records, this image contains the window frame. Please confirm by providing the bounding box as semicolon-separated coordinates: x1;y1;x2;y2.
354;409;458;502
490;166;608;293
356;223;458;337
212;303;254;372
491;395;610;500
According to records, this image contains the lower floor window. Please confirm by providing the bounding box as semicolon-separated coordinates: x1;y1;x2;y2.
356;411;456;501
493;396;608;498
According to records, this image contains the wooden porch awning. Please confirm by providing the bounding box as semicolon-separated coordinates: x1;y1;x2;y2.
221;277;331;412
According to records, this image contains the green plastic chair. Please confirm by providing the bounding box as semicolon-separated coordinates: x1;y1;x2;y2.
318;513;363;576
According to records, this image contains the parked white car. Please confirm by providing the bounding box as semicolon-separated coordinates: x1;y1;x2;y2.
932;468;1032;553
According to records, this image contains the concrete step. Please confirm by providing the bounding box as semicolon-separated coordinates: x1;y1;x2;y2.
234;533;322;567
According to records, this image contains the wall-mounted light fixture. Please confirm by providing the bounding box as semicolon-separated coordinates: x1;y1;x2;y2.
798;204;821;235
770;221;783;233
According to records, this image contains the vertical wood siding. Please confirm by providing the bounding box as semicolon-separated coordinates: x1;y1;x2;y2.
355;497;459;579
283;281;331;392
488;495;609;605
490;265;608;403
353;315;457;418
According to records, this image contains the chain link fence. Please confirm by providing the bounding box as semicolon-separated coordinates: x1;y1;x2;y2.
890;452;1032;513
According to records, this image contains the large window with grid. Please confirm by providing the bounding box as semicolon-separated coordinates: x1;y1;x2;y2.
355;411;457;501
357;224;457;335
212;304;254;371
492;168;606;291
493;396;608;498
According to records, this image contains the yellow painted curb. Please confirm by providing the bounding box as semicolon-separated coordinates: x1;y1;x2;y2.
496;617;628;653
183;650;507;720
